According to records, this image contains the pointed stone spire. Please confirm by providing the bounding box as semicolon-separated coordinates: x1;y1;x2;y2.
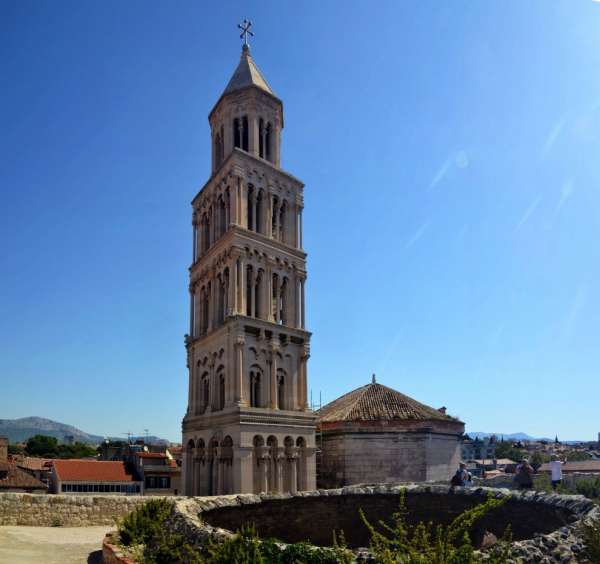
221;45;275;98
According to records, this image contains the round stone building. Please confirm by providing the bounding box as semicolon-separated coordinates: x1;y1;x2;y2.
317;377;464;488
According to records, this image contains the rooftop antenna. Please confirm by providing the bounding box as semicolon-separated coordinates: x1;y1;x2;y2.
372;373;376;384
143;429;150;444
122;432;133;445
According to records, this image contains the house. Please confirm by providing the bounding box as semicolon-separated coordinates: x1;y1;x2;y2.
16;457;53;485
133;451;181;495
0;437;47;493
539;460;600;475
51;460;142;495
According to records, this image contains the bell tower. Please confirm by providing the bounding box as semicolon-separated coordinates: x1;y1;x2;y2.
182;23;316;496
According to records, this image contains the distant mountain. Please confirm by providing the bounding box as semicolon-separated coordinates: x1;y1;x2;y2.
0;417;104;444
0;417;168;445
467;431;554;442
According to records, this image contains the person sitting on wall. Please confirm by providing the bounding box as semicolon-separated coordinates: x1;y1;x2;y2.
450;462;469;487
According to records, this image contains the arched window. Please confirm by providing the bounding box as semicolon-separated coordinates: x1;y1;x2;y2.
254;270;262;319
280;277;287;325
250;370;261;408
265;122;272;162
218;197;226;237
202;213;210;253
256;190;263;234
247;186;254;231
259;118;265;158
201;373;209;411
217;276;225;326
218;374;225;410
233;118;241;148
271;197;279;239
279;201;286;243
277;373;285;410
242;116;249;151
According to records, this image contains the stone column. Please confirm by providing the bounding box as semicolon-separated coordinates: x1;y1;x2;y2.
261;127;267;160
234;335;245;405
298;207;303;249
273;200;280;241
272;275;280;324
288;450;299;494
238;257;246;315
249;114;259;156
299;345;309;409
303;447;317;491
275;450;285;493
248;267;255;318
259;448;269;493
233;446;254;494
269;344;278;409
274;124;281;168
223;113;233;157
207;359;215;411
240;179;248;229
267;193;273;238
189;288;195;337
300;278;306;329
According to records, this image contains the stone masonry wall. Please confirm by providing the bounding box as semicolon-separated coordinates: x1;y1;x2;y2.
0;493;153;526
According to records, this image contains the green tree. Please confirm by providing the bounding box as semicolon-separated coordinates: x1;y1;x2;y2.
494;441;525;462
530;452;548;471
26;435;59;457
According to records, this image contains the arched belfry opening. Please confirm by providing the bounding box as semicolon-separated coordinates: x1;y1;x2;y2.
183;22;316;496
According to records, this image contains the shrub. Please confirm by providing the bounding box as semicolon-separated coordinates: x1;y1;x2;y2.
359;491;512;564
576;478;600;502
118;498;174;547
580;518;600;563
208;524;353;563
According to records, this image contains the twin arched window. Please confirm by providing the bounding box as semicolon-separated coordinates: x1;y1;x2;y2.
250;370;261;407
233;116;249;151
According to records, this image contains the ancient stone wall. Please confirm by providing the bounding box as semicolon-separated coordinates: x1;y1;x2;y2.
0;493;151;526
319;430;461;488
163;484;600;564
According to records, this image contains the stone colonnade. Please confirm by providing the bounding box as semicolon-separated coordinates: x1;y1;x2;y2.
184;435;310;496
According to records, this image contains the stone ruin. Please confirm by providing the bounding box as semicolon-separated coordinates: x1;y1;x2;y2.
155;484;599;563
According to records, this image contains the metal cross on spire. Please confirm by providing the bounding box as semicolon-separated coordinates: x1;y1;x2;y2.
238;19;254;48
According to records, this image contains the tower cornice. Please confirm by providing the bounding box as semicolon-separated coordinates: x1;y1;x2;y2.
192;148;303;206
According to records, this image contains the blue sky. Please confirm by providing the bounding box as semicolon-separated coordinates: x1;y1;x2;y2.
2;1;599;442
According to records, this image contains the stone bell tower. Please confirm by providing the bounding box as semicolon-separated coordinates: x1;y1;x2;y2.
182;24;316;496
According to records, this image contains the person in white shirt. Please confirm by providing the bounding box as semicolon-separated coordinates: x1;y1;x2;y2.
549;455;565;490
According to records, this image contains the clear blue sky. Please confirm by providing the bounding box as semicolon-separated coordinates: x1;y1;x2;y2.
2;1;599;442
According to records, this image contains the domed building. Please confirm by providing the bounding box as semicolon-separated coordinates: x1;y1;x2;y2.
317;377;464;488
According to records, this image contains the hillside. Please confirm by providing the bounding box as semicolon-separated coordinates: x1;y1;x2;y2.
0;417;105;444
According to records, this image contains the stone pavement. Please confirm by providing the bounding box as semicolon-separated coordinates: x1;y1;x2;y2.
0;526;110;564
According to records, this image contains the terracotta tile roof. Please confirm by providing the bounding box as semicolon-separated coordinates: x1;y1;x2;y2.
317;382;461;423
0;461;48;490
53;460;136;482
17;457;52;471
137;452;167;459
540;460;600;473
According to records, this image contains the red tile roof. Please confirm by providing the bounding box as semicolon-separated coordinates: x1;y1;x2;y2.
17;457;52;471
53;460;136;482
0;461;48;490
318;382;462;423
540;460;600;473
137;452;167;459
